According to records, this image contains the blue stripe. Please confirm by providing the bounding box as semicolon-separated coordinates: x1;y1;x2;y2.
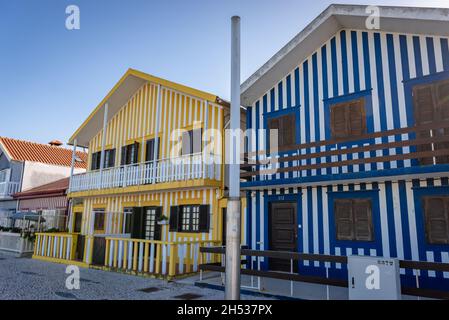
321;44;332;176
294;67;300;106
442;38;449;71
307;187;313;255
413;36;423;77
331;37;338;96
255;100;260;181
426;37;437;74
351;31;361;92
362;32;372;89
385;181;397;257
278;81;283;109
317;186;324;255
286;74;292;108
312;53;320;142
303;60;311;176
374;32;390;170
340;30;349;94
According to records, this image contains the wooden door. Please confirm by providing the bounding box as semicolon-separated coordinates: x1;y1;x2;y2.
269;202;298;272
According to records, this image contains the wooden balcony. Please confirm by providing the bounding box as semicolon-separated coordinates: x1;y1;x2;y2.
69;153;221;193
241;120;449;186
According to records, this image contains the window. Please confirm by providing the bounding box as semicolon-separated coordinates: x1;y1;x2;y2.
267;113;296;150
73;212;82;233
123;207;133;234
330;98;366;139
93;209;105;231
145;139;158;162
91;149;115;170
413;78;449;165
169;205;209;233
181;129;202;155
121;142;139;165
423;196;449;244
334;198;374;241
104;149;116;168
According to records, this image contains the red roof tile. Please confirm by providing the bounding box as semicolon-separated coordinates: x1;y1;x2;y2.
13;177;69;199
0;137;87;169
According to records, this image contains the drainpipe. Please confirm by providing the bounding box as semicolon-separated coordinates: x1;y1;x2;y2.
225;15;241;300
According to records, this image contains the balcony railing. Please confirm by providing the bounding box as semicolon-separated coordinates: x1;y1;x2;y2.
69;153;221;193
0;181;20;198
241;120;449;183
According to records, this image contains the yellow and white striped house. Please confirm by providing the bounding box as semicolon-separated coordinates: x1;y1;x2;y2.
33;69;244;278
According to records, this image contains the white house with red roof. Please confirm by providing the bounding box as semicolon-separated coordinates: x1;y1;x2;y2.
0;137;87;217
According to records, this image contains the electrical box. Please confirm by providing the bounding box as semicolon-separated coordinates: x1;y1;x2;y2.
348;256;401;300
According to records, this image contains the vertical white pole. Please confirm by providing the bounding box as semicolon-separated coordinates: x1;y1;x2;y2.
152;85;162;183
69;138;78;192
99;103;109;188
225;15;241;301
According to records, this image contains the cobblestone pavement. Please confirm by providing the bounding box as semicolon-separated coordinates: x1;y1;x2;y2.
0;252;272;300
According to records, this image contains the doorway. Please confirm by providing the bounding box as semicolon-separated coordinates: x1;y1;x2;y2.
268;202;298;272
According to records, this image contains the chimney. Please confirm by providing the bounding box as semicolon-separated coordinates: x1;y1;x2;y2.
49;140;63;147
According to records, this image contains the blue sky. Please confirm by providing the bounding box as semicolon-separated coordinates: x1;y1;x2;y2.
1;0;448;146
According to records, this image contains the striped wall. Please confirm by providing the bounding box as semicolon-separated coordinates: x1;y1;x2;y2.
78;188;247;244
246;29;449;177
88;82;224;167
247;176;449;288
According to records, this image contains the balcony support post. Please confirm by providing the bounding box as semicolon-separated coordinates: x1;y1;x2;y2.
152;84;162;184
99;103;109;189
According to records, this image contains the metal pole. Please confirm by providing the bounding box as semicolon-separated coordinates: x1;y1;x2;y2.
225;15;241;300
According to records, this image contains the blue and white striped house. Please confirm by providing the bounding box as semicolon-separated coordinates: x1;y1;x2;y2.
240;4;449;291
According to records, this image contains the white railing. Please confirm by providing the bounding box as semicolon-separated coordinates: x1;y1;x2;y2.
70;153;221;192
0;181;20;197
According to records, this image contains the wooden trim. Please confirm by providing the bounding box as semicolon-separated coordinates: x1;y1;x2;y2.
242;148;449;178
243;120;449;158
242;134;449;169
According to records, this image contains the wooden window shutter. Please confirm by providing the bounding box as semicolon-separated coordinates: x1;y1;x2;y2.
154;207;162;241
414;84;436;165
192;129;203;154
91;152;97;170
348;99;366;136
131;207;144;239
169;206;180;232
353;199;374;241
331;104;348;139
334;199;354;241
182;131;192;155
146;139;155;162
281;114;296;147
109;149;116;167
424;197;449;244
435;80;449;164
120;146;127;166
198;205;210;232
132;142;139;164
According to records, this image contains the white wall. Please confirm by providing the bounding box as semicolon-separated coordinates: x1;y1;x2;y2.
21;161;85;192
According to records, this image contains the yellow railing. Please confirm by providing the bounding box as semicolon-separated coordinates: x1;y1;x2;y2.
34;233;78;261
104;237;221;278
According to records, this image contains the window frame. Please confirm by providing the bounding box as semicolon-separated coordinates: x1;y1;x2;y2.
333;198;374;242
93;209;106;232
329;97;367;140
422;195;449;245
264;108;299;156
